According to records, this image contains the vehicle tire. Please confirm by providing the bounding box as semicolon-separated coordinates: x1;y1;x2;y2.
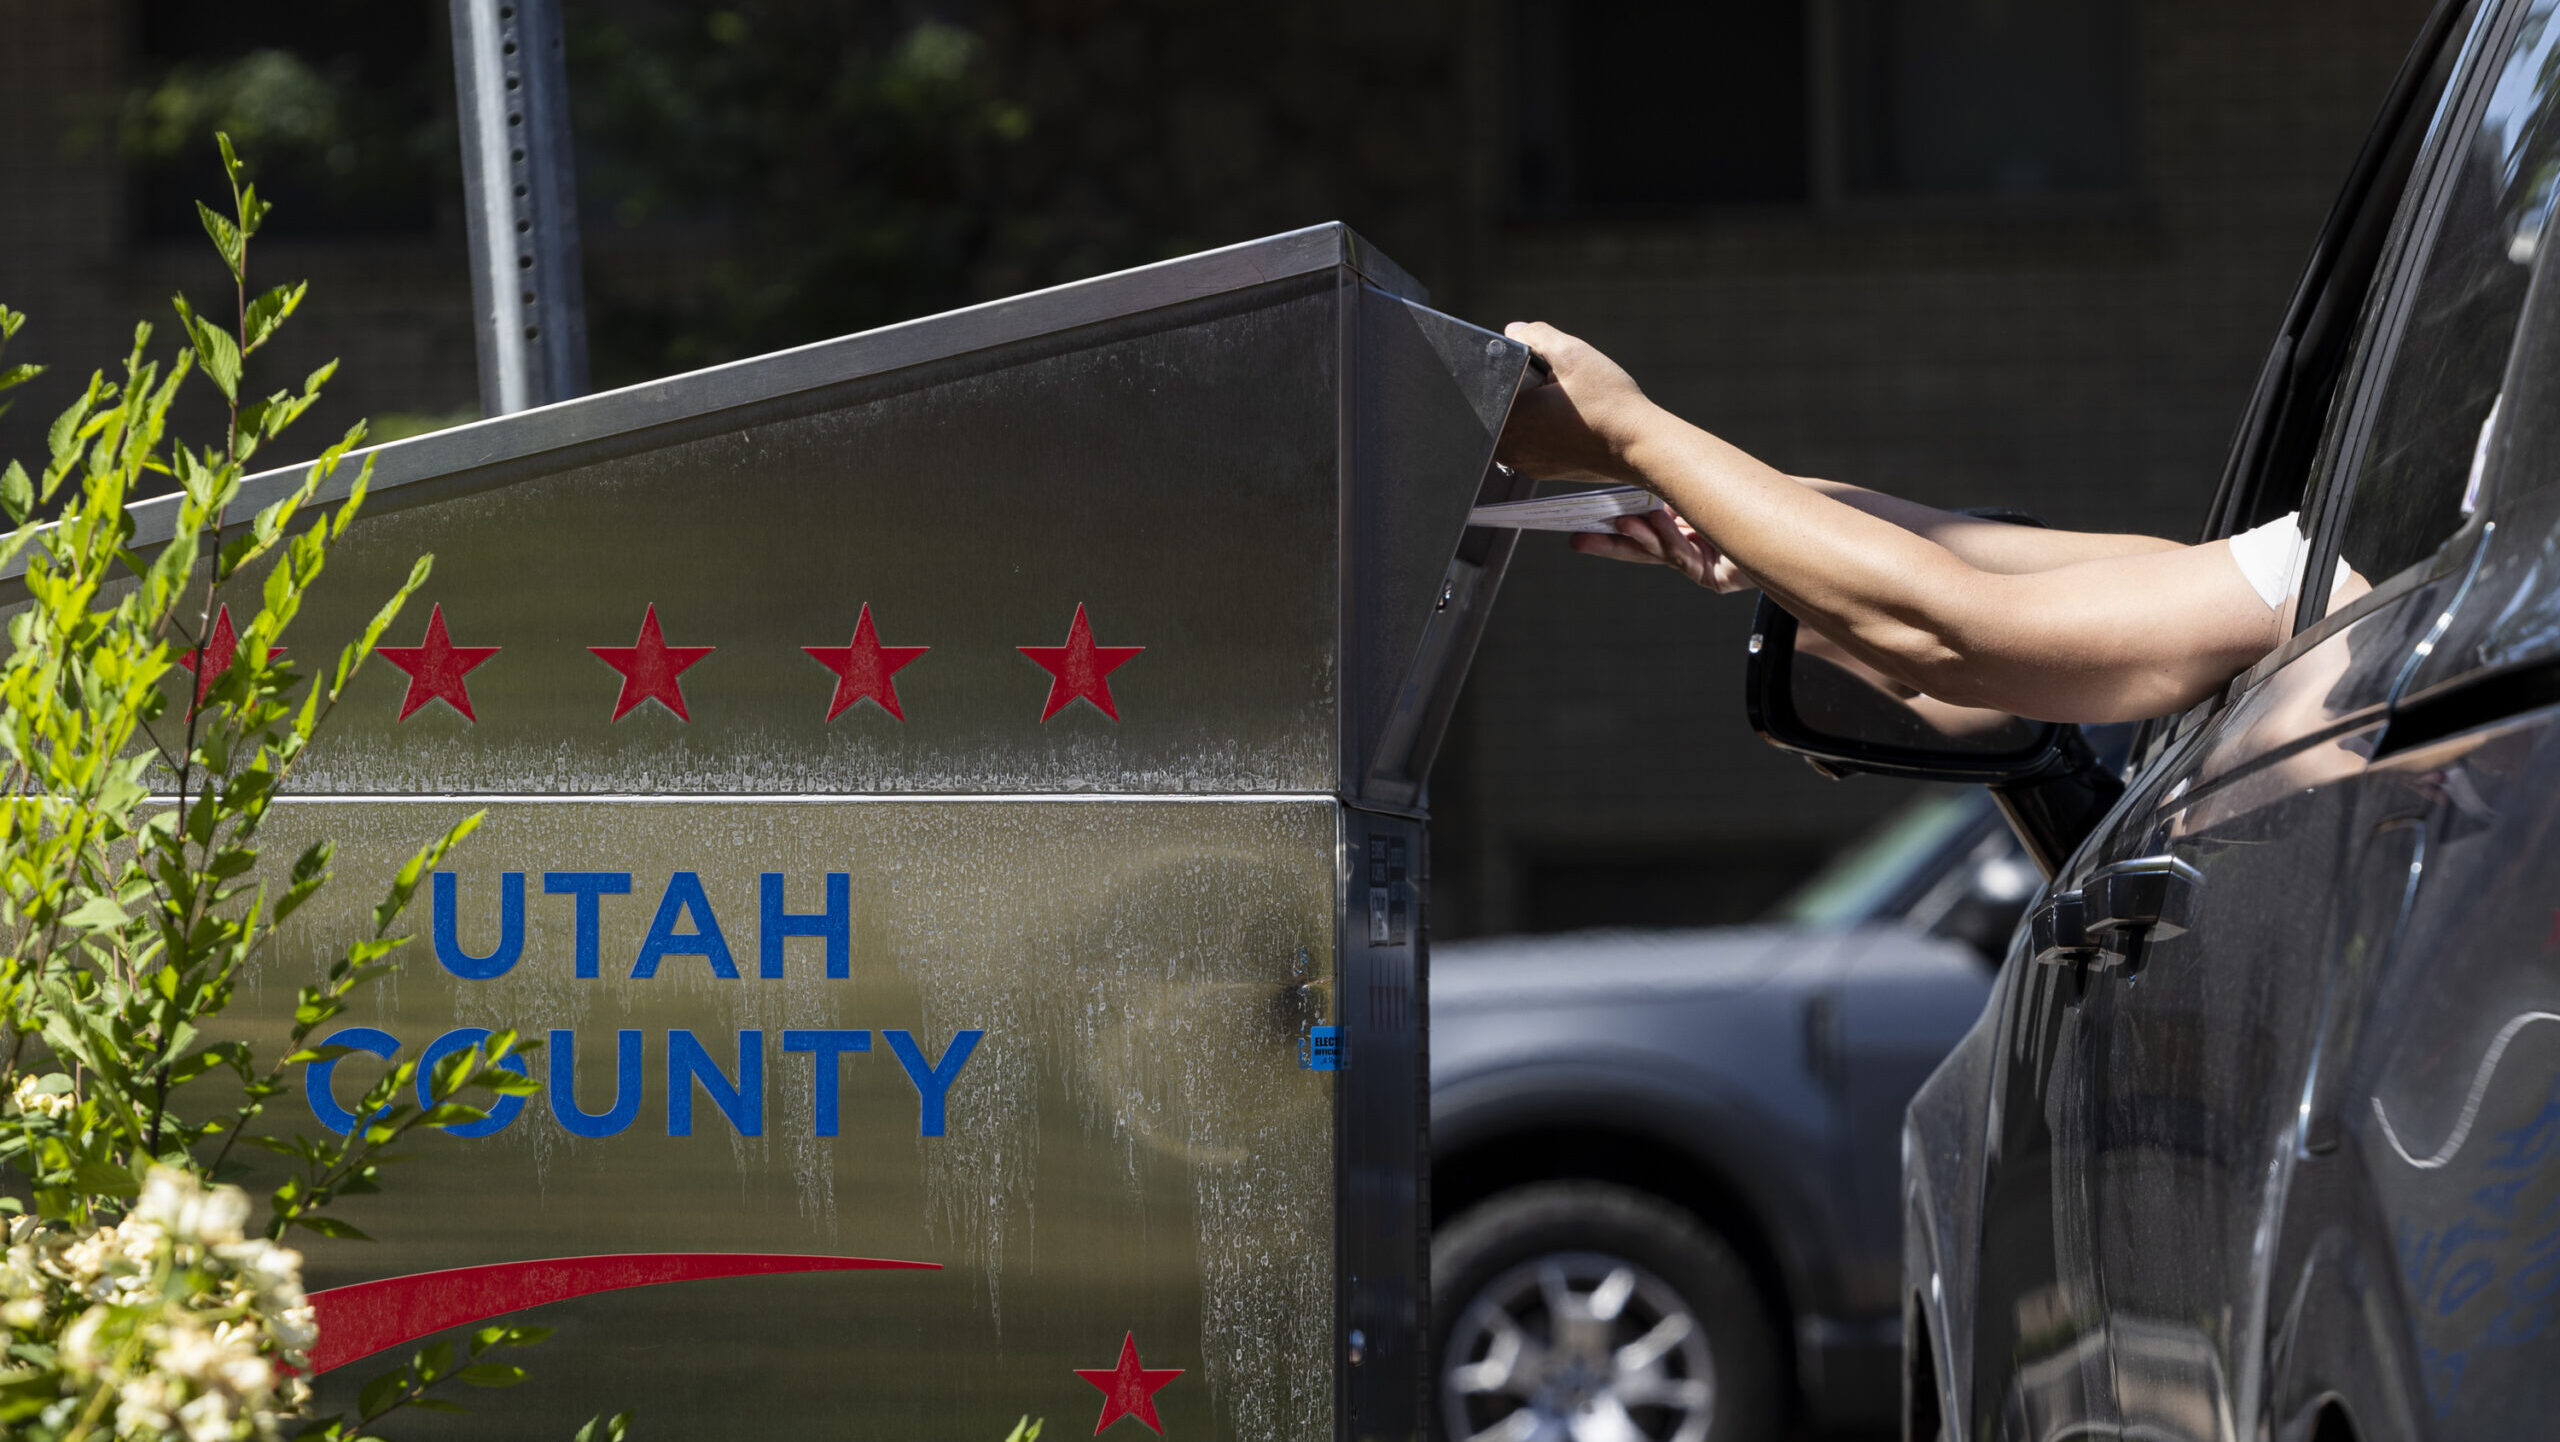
1432;1182;1781;1442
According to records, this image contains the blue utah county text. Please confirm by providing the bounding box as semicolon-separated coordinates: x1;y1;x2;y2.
302;871;983;1141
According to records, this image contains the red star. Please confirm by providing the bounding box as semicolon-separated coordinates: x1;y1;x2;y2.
376;604;501;722
803;604;929;721
1019;604;1143;722
589;604;715;722
1073;1332;1182;1435
176;604;281;711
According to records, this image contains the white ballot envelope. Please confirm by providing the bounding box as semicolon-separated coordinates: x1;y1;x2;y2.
1467;485;1664;532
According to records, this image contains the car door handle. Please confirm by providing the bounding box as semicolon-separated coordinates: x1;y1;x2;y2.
2030;889;2095;966
2081;855;2202;943
2030;856;2201;967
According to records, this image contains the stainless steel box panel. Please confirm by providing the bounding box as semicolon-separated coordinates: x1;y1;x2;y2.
37;226;1527;1442
291;282;1349;795
112;225;1528;804
257;798;1340;1441
1340;289;1531;800
1336;809;1429;1442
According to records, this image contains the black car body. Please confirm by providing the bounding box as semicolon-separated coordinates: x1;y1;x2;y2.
1743;1;2560;1436
1429;790;2033;1439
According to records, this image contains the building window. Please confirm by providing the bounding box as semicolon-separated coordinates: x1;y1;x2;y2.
1509;0;2135;216
1512;0;1813;212
1838;0;2136;196
129;0;447;240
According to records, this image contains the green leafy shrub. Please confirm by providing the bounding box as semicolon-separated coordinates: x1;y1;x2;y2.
0;136;583;1441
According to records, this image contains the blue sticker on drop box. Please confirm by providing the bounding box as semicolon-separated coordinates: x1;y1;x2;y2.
1300;1025;1345;1071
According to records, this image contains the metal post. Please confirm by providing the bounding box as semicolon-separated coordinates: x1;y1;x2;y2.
450;0;589;415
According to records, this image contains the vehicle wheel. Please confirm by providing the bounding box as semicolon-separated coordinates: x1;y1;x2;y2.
1432;1182;1781;1442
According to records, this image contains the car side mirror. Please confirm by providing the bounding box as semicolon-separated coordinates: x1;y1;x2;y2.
1743;597;2071;782
1741;510;2126;875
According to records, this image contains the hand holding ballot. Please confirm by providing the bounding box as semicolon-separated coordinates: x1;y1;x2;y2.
1574;508;1756;595
1465;485;1660;533
1463;486;1754;592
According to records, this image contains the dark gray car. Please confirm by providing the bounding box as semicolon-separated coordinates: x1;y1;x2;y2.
1746;0;2560;1436
1429;789;2033;1441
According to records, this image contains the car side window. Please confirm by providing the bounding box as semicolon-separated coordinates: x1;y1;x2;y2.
2305;0;2560;622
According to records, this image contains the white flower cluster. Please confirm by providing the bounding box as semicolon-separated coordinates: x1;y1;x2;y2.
0;1168;317;1441
6;1073;76;1121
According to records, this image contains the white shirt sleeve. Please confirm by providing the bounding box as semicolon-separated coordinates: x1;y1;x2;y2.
2225;509;2353;611
2226;511;2308;610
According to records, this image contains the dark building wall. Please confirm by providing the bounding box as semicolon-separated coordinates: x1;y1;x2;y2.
559;0;1486;386
0;0;2436;936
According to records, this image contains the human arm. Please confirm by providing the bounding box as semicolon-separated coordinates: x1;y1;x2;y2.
1496;321;2280;723
1570;487;2183;595
1790;478;2187;571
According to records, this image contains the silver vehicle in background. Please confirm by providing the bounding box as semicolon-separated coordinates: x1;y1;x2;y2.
1430;789;2035;1441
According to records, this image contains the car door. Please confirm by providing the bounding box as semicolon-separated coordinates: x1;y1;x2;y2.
1921;6;2478;1434
2055;3;2560;1435
2284;32;2560;1431
1963;910;2119;1437
2323;474;2560;1433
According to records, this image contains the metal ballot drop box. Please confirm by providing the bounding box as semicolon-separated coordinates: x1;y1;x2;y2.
207;225;1532;1440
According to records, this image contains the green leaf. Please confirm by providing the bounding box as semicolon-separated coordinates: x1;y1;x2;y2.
290;839;335;883
0;460;29;524
373;811;483;936
327;443;375;540
238;181;271;238
197;201;245;282
243;282;307;354
455;1364;527;1388
45;381;91;465
0;362;40;392
69;1160;139;1197
356;1367;408;1418
290;1214;374;1241
185;309;242;404
169;1042;246;1085
61;894;130;933
234;396;272;453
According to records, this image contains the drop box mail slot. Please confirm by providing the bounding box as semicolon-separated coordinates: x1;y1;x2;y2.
191;225;1531;1440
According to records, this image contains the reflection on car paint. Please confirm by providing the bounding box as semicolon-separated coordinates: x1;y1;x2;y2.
2373;1010;2560;1169
2390;1055;2560;1416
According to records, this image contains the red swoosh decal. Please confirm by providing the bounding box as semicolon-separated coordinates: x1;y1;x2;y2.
305;1252;940;1374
